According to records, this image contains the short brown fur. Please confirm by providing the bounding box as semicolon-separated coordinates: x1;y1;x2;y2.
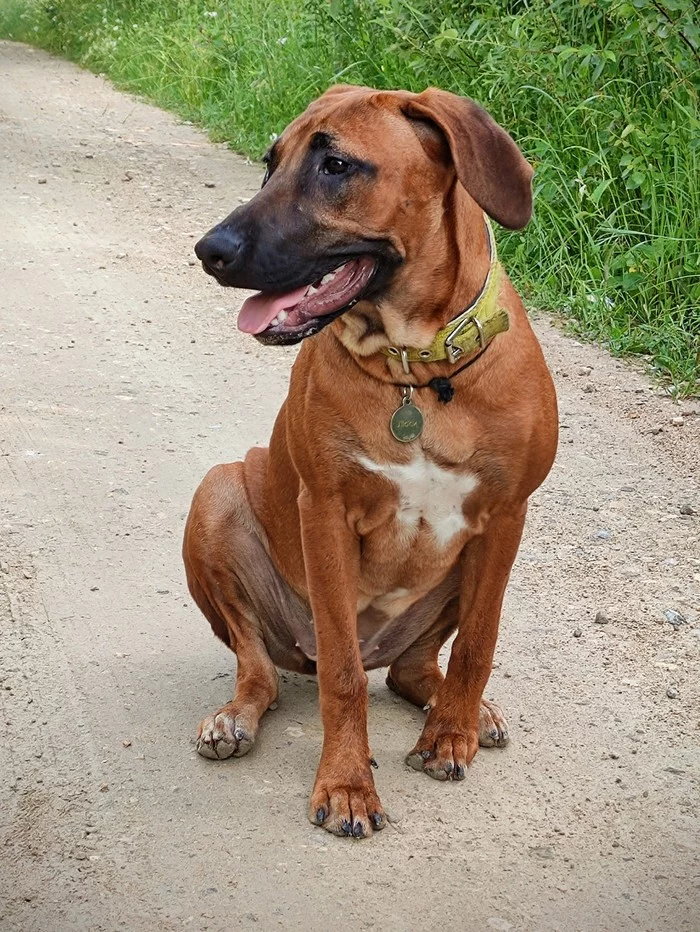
184;86;558;838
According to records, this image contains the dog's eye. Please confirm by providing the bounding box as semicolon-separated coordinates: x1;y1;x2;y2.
322;156;349;176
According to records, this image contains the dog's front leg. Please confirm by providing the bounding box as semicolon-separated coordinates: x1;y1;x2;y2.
299;490;386;839
407;506;527;780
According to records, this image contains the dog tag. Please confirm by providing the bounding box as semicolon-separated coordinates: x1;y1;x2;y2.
390;388;423;443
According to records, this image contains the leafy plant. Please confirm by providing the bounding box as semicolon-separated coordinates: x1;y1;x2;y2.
1;0;698;392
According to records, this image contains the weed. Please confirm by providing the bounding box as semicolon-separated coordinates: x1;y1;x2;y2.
1;0;698;392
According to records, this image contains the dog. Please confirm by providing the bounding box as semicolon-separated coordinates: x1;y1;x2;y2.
186;85;558;838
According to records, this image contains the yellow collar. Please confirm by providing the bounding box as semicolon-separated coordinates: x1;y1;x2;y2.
382;218;509;368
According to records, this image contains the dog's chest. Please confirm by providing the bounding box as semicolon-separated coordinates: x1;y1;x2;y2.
358;451;478;549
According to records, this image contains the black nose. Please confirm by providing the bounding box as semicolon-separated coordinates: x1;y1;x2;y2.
194;226;244;272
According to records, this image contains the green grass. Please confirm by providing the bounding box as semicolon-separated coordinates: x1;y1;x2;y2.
1;0;698;394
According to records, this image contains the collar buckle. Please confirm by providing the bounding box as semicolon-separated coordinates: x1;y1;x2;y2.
444;312;486;363
445;342;463;364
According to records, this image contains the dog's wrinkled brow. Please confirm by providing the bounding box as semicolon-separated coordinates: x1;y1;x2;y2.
310;131;334;150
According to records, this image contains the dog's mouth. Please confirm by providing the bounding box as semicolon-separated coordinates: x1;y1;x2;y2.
237;256;377;345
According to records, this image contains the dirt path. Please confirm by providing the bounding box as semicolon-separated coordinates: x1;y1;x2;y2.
1;41;698;932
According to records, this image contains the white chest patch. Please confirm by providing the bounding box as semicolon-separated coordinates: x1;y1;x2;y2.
359;453;478;548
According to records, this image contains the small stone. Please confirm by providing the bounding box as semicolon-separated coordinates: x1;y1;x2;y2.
680;504;696;516
530;846;555;860
99;783;109;792
0;562;8;573
577;366;592;376
583;383;595;393
123;171;134;182
204;181;216;188
664;609;686;628
122;739;132;748
666;686;679;699
594;612;609;625
573;628;583;638
594;529;612;540
37;178;47;184
671;416;684;426
115;252;127;259
23;570;32;579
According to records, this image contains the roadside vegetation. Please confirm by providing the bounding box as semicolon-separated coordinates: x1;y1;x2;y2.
1;0;698;393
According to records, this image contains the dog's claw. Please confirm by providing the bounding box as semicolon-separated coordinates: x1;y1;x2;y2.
315;807;326;825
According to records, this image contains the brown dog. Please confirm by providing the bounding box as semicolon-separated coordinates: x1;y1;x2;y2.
186;85;558;838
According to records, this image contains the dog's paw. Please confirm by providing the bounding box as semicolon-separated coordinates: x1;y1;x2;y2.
478;698;509;748
309;765;386;839
406;727;478;781
196;706;258;760
406;699;509;779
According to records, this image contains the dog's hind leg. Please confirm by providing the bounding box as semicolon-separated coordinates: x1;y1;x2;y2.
183;463;280;760
386;597;508;749
188;575;279;759
386;597;458;711
186;568;279;760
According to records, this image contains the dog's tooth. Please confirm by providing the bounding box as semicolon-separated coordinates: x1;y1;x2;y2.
321;271;335;285
307;285;318;296
277;310;288;322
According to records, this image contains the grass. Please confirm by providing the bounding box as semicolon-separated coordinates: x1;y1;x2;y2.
1;0;698;394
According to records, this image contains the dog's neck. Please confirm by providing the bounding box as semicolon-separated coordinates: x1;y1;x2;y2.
332;186;496;376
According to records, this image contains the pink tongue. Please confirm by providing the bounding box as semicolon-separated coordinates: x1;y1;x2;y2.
237;285;308;334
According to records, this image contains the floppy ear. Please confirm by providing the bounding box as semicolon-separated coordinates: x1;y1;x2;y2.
402;88;533;230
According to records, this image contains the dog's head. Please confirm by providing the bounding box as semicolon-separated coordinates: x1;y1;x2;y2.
195;86;533;348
